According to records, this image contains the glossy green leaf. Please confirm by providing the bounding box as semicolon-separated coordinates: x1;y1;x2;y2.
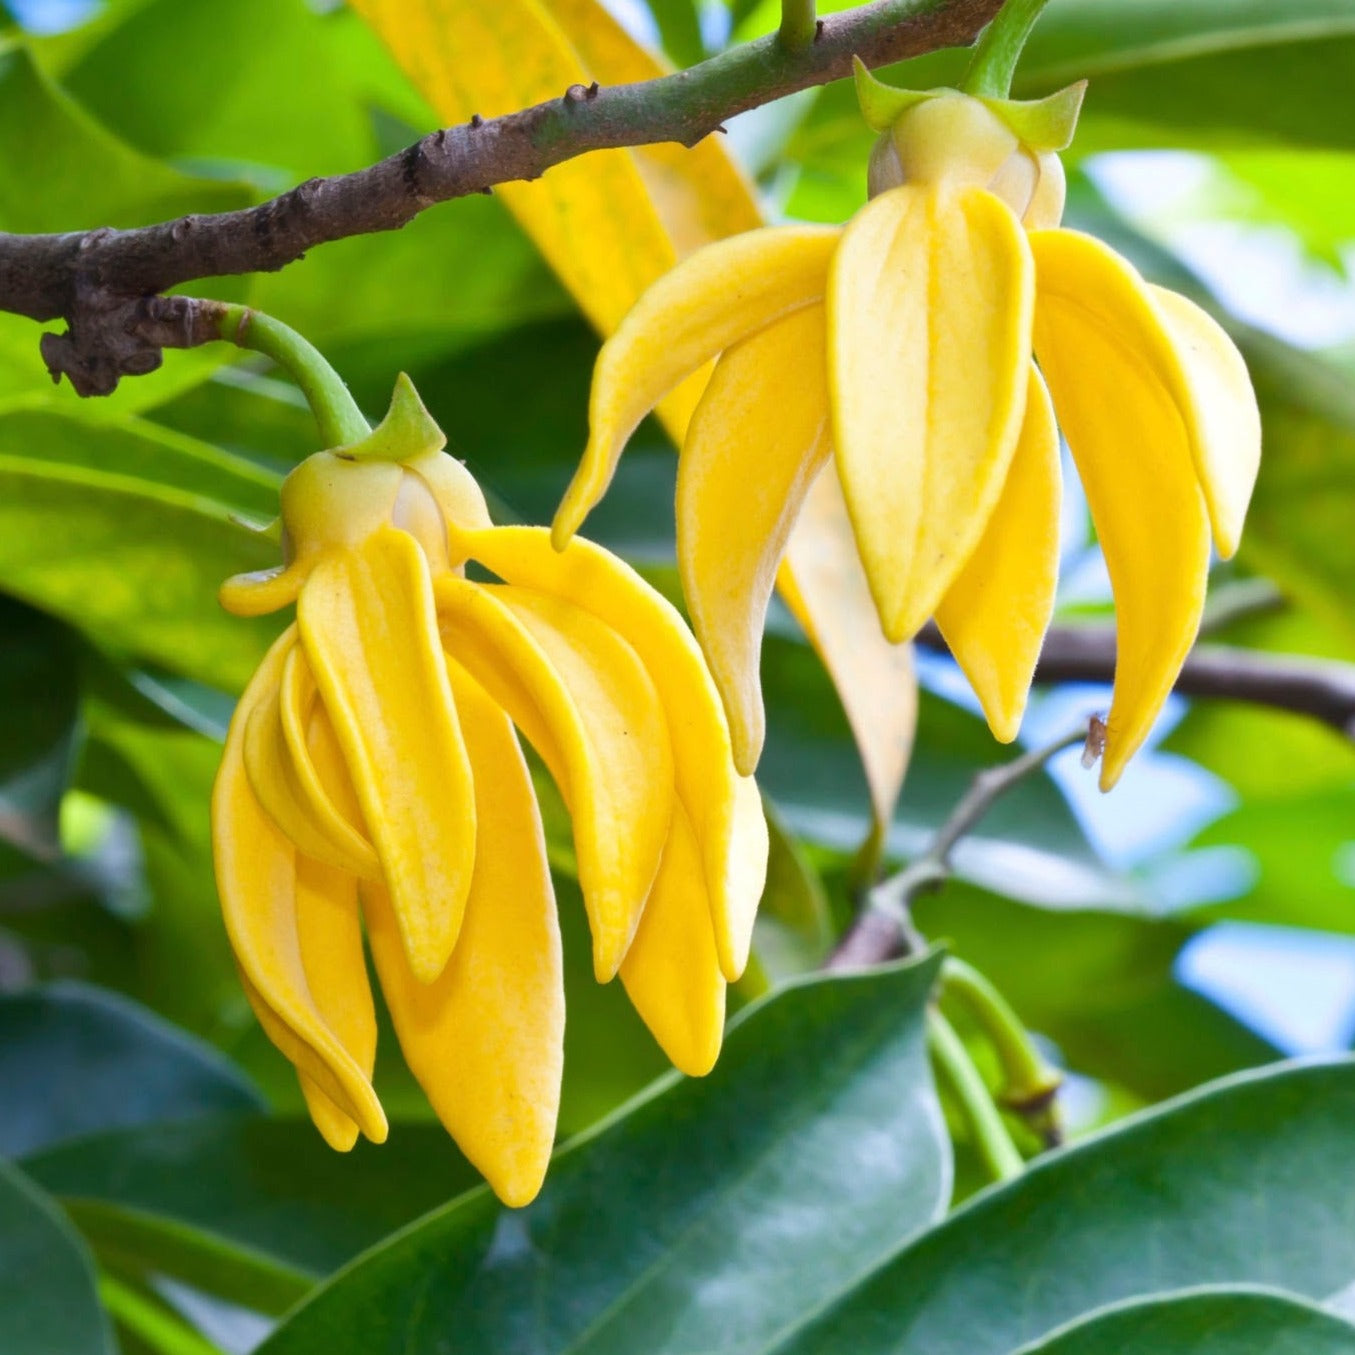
23;1114;480;1281
0;1157;114;1355
258;955;948;1355
773;1058;1355;1354
1017;1287;1355;1354
0;410;283;691
0;596;81;858
0;983;263;1156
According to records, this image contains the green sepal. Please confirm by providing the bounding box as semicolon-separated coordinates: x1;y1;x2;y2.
852;57;943;132
336;372;446;463
853;56;1085;152
985;81;1086;152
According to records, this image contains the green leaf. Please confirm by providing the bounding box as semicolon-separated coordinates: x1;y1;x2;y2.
0;983;263;1156
648;0;705;67
772;1058;1355;1354
1017;1287;1355;1354
0;1157;114;1355
0;409;283;692
0;596;82;859
23;1115;480;1281
258;955;948;1355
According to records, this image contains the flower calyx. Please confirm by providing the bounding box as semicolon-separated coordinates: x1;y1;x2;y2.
220;374;491;617
855;58;1083;227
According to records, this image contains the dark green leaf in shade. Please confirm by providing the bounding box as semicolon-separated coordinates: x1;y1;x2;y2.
0;982;263;1156
0;596;82;859
23;1114;480;1281
772;1058;1355;1355
258;955;948;1355
0;1157;114;1355
1015;1287;1355;1354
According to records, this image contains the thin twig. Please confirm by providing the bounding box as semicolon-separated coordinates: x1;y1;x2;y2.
825;720;1091;970
0;0;1000;396
916;622;1355;740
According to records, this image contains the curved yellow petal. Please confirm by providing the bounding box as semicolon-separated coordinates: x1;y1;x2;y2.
212;632;387;1143
778;465;918;835
1148;284;1260;559
620;801;725;1077
553;226;839;547
291;853;375;1155
1032;231;1212;790
297;527;475;984
275;649;380;879
297;1076;360;1153
365;663;563;1208
436;575;672;981
934;366;1062;743
241;671;378;881
677;304;832;773
453;527;768;982
219;564;305;618
828;184;1034;643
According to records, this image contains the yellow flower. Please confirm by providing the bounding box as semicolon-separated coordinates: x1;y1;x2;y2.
212;378;768;1206
552;87;1261;790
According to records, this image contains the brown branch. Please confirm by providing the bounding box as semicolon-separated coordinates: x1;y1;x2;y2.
917;622;1355;738
0;0;1001;396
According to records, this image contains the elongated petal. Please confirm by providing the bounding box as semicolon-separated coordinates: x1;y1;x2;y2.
365;663;563;1208
277;648;379;878
242;673;378;881
553;226;839;547
934;366;1062;743
211;631;386;1143
677;304;831;773
620;801;725;1077
454;527;768;982
1032;232;1212;789
778;465;918;834
290;854;375;1153
297;1077;359;1152
298;527;475;984
436;575;672;981
1148;284;1260;558
829;184;1033;643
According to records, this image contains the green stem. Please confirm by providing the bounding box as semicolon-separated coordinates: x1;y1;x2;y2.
941;957;1062;1147
778;0;817;51
215;304;368;448
927;1008;1024;1184
99;1274;225;1355
961;0;1052;98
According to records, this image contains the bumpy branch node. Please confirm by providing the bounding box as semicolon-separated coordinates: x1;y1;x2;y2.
0;0;1002;395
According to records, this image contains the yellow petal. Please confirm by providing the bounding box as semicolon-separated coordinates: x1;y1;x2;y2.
1148;284;1261;559
677;304;831;773
549;0;762;258
364;662;563;1208
1031;230;1212;789
219;564;305;618
553;226;839;546
436;575;672;981
291;853;375;1154
778;465;918;835
297;1076;359;1153
297;527;476;984
241;666;378;881
212;632;387;1143
453;527;768;982
828;184;1034;642
620;801;725;1077
934;366;1062;743
276;648;380;878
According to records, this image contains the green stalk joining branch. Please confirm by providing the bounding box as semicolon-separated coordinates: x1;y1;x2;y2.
216;304;369;449
961;0;1053;97
779;0;818;50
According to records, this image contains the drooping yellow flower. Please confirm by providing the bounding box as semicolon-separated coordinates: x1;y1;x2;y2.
553;80;1261;791
213;377;768;1206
